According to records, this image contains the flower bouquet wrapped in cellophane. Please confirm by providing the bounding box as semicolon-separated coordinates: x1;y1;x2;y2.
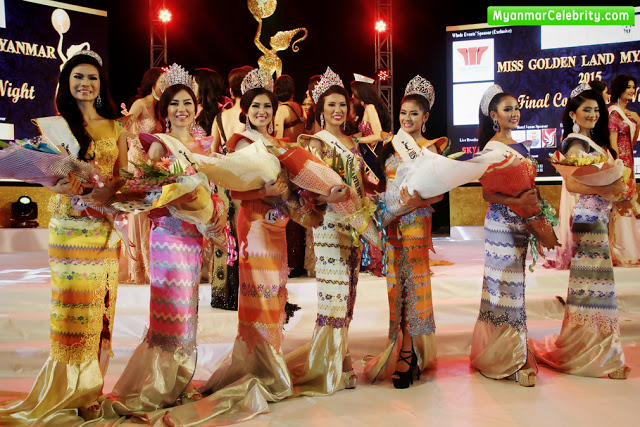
479;153;559;265
278;145;380;247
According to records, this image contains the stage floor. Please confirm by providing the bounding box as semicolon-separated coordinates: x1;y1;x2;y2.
0;237;638;426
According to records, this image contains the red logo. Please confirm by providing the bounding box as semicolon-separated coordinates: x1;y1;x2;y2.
457;46;489;66
541;128;556;148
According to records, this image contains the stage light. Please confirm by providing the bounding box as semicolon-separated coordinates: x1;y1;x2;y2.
375;20;387;32
159;8;172;23
10;196;39;228
377;69;389;82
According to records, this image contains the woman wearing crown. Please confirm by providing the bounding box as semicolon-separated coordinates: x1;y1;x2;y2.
286;67;371;395
0;51;129;424
363;76;442;389
531;85;630;379
102;64;224;416
468;84;545;387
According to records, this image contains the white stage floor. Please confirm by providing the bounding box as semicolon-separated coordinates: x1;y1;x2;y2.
0;237;638;426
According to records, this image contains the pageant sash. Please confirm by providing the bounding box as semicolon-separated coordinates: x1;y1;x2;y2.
485;139;532;162
32;116;77;157
312;130;364;198
153;133;199;170
608;104;637;141
391;129;422;162
562;133;608;157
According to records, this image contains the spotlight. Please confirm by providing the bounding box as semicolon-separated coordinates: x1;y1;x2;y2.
375;20;387;33
159;8;172;23
10;196;39;228
377;69;389;82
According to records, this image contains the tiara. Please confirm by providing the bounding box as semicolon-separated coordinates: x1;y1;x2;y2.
71;49;103;66
158;63;196;94
241;68;274;94
312;67;344;104
480;84;504;116
404;75;435;110
570;83;591;99
353;73;375;84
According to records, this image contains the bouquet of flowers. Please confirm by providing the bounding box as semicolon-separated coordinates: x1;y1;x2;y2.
479;154;559;259
278;146;380;247
0;136;103;187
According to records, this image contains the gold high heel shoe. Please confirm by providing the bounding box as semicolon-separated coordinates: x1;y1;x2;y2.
608;366;631;379
513;349;538;387
343;370;357;389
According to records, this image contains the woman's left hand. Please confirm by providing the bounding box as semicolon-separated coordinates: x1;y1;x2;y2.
81;183;116;206
399;186;423;207
209;214;226;235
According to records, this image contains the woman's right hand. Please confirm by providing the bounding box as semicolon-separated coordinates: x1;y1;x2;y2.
51;172;87;195
324;185;350;203
514;189;538;206
263;178;287;197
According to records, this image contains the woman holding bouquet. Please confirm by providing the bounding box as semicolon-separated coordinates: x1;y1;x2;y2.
363;76;442;388
608;74;640;266
531;85;630;379
105;64;223;416
286;67;369;395
0;51;129;424
469;85;544;387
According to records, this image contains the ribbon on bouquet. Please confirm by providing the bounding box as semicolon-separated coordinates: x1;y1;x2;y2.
343;199;377;247
360;239;371;267
224;223;238;267
374;196;390;275
522;198;559;272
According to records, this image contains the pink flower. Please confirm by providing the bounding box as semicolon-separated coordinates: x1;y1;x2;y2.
184;165;196;176
156;157;173;171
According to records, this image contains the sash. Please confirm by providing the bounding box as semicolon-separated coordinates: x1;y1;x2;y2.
154;133;199;170
391;129;422;162
33;116;78;157
608;104;637;140
313;130;364;198
562;133;608;157
485;139;530;161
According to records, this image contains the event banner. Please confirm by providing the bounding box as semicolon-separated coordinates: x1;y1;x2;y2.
446;11;640;180
0;0;108;141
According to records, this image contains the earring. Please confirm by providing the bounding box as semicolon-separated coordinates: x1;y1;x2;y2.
96;92;102;109
492;119;499;132
245;116;251;131
421;122;426;133
268;121;274;134
342;121;347;132
320;115;325;129
572;119;580;133
165;118;171;132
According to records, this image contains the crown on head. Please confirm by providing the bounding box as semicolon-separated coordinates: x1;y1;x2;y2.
404;75;435;110
570;83;591;99
241;68;274;94
480;84;504;116
71;49;103;66
158;63;196;94
353;73;375;84
312;67;344;104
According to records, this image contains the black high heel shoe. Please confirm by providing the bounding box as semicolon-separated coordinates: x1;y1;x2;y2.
392;349;419;389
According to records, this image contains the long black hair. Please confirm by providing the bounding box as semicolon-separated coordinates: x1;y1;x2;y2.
476;92;514;150
157;84;197;132
377;94;431;191
194;68;225;136
315;85;349;127
610;74;637;104
239;87;279;130
275;75;295;103
305;74;321;131
562;89;612;155
56;53;116;160
350;80;392;132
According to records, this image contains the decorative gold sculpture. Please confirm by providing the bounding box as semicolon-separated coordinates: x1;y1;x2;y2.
248;0;308;78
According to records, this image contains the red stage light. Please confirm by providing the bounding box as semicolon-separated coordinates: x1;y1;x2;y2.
375;20;387;32
377;69;389;82
159;9;172;23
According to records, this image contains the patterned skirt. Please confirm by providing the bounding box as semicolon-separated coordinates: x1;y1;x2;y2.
470;203;529;379
287;215;361;396
364;209;437;382
0;215;118;425
106;216;202;414
531;195;625;376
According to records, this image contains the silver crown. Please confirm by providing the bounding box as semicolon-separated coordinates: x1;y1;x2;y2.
71;49;103;66
158;63;196;94
570;83;591;99
404;75;435;110
312;67;344;104
241;68;274;94
480;84;504;116
353;73;375;84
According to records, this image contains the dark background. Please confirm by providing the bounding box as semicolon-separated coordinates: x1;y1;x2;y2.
45;0;626;231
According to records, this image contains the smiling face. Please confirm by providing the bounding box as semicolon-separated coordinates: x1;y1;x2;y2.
490;95;520;131
621;79;637;102
69;64;100;103
248;93;274;130
570;99;599;131
399;99;428;135
167;89;196;130
322;93;348;127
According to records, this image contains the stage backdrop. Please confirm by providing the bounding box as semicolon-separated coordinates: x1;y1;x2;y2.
0;0;108;142
446;8;640;181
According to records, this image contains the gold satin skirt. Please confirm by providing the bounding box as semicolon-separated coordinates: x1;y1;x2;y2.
364;334;437;383
470;322;527;379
